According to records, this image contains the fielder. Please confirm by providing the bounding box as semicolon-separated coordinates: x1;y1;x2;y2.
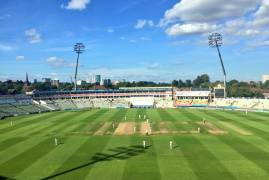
169;141;173;149
54;138;58;146
139;114;141;119
198;127;200;134
203;117;206;124
143;140;146;148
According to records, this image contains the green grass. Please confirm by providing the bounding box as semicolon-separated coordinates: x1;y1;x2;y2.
1;108;269;180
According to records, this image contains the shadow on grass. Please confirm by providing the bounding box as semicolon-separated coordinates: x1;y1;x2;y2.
0;175;14;180
42;145;150;180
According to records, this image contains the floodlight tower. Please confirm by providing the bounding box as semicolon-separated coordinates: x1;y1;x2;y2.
74;42;85;91
208;33;227;98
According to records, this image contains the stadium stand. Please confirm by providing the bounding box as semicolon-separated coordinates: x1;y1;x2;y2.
0;95;52;119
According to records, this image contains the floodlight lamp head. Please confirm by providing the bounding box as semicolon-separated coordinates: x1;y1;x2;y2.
208;33;222;48
74;42;85;53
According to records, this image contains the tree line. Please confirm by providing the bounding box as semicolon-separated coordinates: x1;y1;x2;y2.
0;74;268;98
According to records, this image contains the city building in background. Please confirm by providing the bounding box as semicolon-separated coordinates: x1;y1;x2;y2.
51;79;60;87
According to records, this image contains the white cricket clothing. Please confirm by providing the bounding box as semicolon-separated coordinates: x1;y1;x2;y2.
143;140;146;148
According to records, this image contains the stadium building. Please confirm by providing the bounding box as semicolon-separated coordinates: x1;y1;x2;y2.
1;86;269;119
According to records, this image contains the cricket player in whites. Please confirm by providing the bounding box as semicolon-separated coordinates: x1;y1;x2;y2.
169;141;173;149
54;138;58;146
143;140;146;148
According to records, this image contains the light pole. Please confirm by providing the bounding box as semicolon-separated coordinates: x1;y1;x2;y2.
208;33;227;98
74;43;85;91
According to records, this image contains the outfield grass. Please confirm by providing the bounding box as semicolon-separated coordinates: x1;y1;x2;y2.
1;108;269;180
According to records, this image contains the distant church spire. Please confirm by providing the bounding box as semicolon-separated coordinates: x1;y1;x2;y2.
25;72;30;86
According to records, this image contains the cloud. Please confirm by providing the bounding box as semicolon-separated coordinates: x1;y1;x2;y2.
248;40;269;48
46;57;77;68
166;23;218;36
134;19;155;29
163;0;260;23
147;63;160;69
140;37;151;41
16;56;25;61
25;28;41;44
107;28;115;33
129;39;137;43
0;43;13;51
158;0;269;49
62;0;90;11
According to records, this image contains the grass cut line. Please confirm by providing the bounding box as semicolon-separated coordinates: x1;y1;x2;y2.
219;121;253;135
93;122;112;136
197;121;227;135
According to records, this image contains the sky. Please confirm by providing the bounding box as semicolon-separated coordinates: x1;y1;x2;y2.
0;0;269;83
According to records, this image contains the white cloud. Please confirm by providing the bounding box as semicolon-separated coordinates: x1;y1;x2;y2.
46;57;76;68
16;56;25;61
248;40;269;48
147;63;160;69
166;23;218;36
129;39;137;43
25;29;41;44
140;37;151;41
0;43;13;51
148;20;154;27
158;0;269;46
135;19;147;29
107;28;115;33
62;0;90;11
164;0;260;23
134;19;155;29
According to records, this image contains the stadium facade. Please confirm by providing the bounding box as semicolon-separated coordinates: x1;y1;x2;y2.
1;86;269;119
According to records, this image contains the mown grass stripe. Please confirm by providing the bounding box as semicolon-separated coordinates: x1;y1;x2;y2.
85;136;131;180
121;136;161;180
202;110;269;141
218;135;269;175
0;111;63;134
199;135;268;179
0;137;48;165
0;111;59;129
81;109;108;123
42;136;112;180
0;138;55;178
0;137;26;153
16;136;90;180
224;110;269;127
153;135;197;180
174;135;237;180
